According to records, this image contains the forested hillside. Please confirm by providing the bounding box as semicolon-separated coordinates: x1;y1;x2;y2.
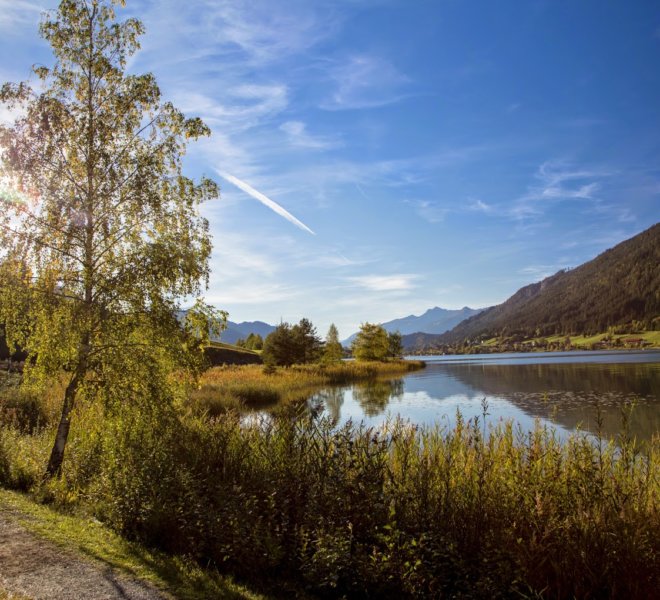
439;223;660;343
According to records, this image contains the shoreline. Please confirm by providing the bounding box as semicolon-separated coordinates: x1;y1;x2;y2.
407;347;660;359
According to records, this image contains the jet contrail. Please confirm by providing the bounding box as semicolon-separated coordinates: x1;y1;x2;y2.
218;171;315;235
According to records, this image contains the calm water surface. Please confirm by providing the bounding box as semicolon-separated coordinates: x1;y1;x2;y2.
307;350;660;441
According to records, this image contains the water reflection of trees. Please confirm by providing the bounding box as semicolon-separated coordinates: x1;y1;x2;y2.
309;386;346;423
438;362;658;397
437;363;659;441
352;378;404;417
308;378;405;422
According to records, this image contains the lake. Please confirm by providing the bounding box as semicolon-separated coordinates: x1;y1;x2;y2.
306;350;660;441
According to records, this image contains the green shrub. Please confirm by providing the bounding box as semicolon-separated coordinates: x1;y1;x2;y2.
0;375;48;433
0;425;51;491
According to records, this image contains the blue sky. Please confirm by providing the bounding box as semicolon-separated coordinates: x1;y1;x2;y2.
1;0;659;339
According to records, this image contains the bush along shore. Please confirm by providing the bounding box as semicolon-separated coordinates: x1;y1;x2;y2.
0;366;658;599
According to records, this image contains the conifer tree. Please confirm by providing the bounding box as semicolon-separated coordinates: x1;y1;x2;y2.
323;323;343;362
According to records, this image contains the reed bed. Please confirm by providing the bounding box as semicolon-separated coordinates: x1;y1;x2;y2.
1;366;658;598
191;360;425;414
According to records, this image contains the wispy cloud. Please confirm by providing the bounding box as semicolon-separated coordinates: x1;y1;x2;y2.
407;196;495;224
217;171;315;235
588;201;638;224
176;85;288;133
467;199;494;213
298;252;366;269
347;274;418;292
522;161;610;202
616;208;636;223
322;54;410;110
202;145;488;216
206;282;300;306
280;120;341;150
503;160;617;230
210;234;281;278
519;263;571;280
134;0;340;67
407;200;450;223
0;0;44;31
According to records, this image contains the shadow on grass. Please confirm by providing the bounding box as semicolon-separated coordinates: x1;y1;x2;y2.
0;488;265;600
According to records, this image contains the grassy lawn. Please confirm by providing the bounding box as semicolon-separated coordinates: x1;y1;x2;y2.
543;330;660;347
475;331;660;351
0;488;265;600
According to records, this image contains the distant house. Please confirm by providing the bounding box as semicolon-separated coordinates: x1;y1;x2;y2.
621;337;648;347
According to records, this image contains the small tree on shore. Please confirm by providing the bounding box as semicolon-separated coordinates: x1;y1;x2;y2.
293;318;323;364
0;0;223;478
323;323;343;363
236;333;263;350
352;322;389;361
388;330;403;358
262;323;296;367
262;318;323;366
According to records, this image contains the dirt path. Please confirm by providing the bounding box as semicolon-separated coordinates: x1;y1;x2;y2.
0;509;170;600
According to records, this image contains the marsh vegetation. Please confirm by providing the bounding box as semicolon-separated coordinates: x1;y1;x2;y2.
1;364;658;599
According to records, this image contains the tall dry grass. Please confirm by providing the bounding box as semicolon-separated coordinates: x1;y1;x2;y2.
191;361;425;414
1;367;658;598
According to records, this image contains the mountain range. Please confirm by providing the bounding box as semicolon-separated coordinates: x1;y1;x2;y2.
217;321;276;345
176;310;276;345
190;223;659;352
341;306;484;346
409;222;660;349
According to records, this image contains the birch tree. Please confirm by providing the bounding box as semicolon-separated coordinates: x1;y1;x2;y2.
0;0;223;478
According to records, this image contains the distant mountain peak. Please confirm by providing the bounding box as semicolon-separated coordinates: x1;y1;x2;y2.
342;305;485;345
218;320;277;345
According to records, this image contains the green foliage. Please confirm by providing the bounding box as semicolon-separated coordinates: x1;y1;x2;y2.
236;333;263;351
262;318;323;367
352;378;404;416
387;330;403;358
323;323;344;363
1;395;657;599
0;0;220;476
352;322;390;361
293;318;323;363
250;333;264;351
261;323;297;367
0;373;45;433
0;425;51;492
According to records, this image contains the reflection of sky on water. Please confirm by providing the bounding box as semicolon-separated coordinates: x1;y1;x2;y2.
307;351;660;441
414;349;660;366
331;390;567;437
